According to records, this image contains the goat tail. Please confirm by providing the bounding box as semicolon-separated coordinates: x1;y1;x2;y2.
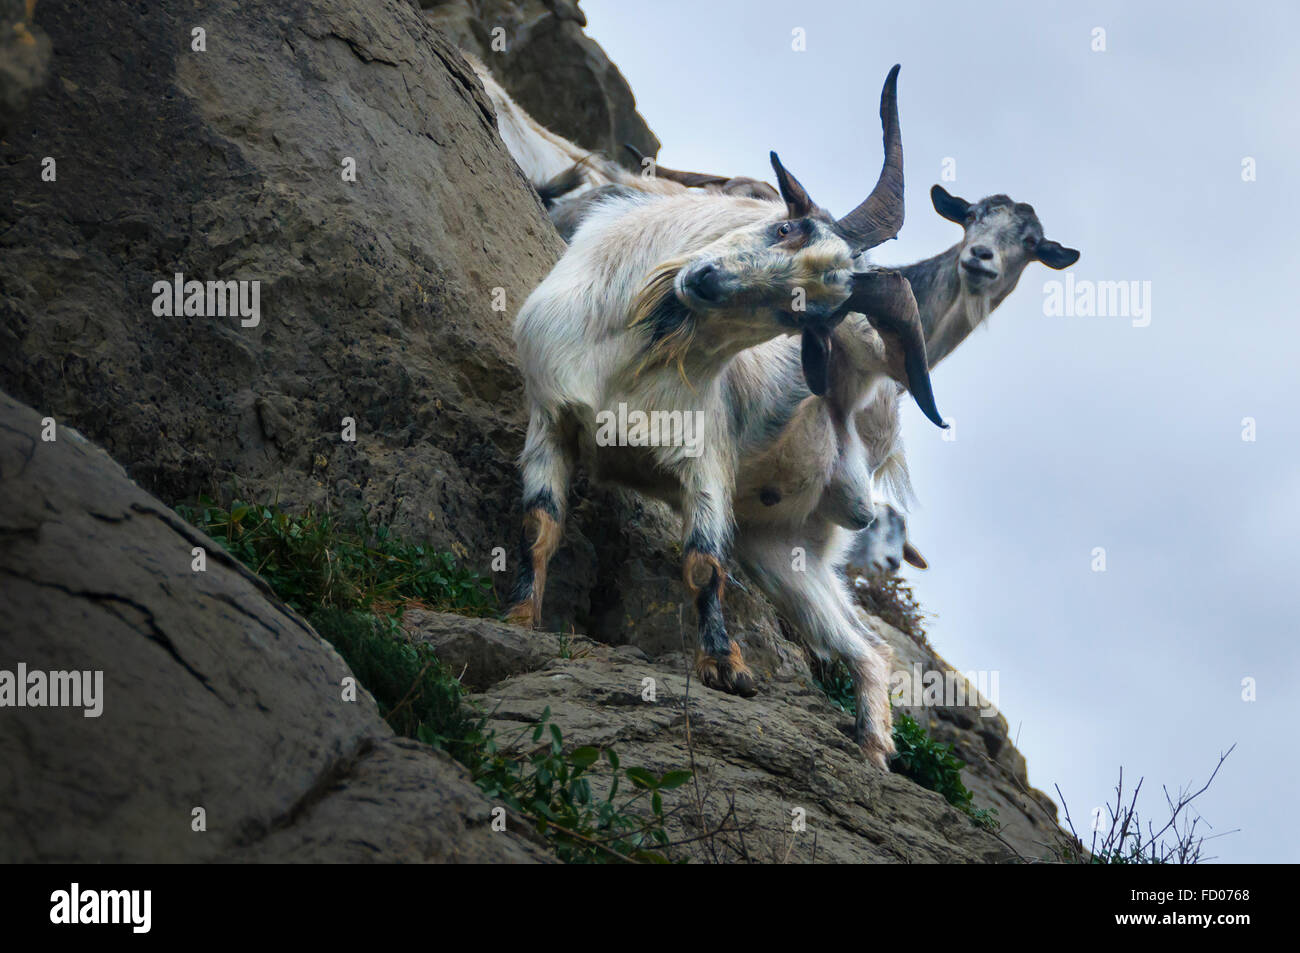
535;162;588;207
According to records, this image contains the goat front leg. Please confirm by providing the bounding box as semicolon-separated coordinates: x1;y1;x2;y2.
505;407;571;629
681;463;756;698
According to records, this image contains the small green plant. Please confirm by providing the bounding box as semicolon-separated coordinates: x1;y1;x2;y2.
812;659;996;830
310;608;476;752
891;710;972;810
177;496;689;863
464;707;692;863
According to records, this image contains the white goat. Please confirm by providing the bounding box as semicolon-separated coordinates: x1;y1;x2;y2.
724;269;946;763
508;68;934;763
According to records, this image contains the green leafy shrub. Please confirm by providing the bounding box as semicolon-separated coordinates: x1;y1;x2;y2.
890;710;973;810
309;608;475;751
812;659;997;831
177;496;688;863
462;707;691;863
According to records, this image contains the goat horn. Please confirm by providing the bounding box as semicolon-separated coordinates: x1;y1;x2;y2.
622;144;731;187
837;269;946;428
834;64;905;251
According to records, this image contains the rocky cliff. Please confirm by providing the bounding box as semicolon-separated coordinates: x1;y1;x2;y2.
0;0;1060;862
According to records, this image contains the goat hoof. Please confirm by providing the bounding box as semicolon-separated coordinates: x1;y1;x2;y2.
504;601;536;628
694;641;758;698
854;720;895;771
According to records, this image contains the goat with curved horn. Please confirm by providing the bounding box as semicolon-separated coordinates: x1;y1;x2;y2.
761;64;904;251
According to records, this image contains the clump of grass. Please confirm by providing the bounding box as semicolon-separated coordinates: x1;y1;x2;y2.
309;608;477;751
176;496;495;617
812;658;996;832
177;496;689;863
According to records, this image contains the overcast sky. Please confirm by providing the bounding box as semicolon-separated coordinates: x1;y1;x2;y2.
585;0;1299;862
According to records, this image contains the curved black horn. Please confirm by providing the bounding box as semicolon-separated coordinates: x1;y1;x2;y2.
834;65;904;251
770;151;817;218
836;269;945;428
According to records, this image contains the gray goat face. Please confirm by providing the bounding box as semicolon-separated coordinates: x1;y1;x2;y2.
930;185;1080;296
846;504;927;575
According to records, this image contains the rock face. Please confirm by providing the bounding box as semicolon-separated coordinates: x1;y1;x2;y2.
407;608;1017;863
421;0;660;168
0;0;563;556
0;0;788;685
0;0;1062;863
0;391;547;862
872;612;1061;859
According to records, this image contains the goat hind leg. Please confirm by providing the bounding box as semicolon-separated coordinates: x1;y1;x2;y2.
738;532;894;766
681;466;755;697
505;410;571;628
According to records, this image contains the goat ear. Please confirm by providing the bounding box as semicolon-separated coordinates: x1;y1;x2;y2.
930;184;970;224
770;152;817;219
1035;240;1081;269
902;541;928;569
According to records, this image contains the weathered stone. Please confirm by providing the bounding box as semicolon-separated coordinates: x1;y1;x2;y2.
0;0;1064;864
868;611;1062;860
401;608;1061;862
0;391;547;862
0;0;764;675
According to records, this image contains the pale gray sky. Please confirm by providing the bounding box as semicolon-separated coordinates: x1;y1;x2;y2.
585;0;1299;862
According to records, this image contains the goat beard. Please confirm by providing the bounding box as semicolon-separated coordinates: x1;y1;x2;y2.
629;258;696;381
962;289;992;331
